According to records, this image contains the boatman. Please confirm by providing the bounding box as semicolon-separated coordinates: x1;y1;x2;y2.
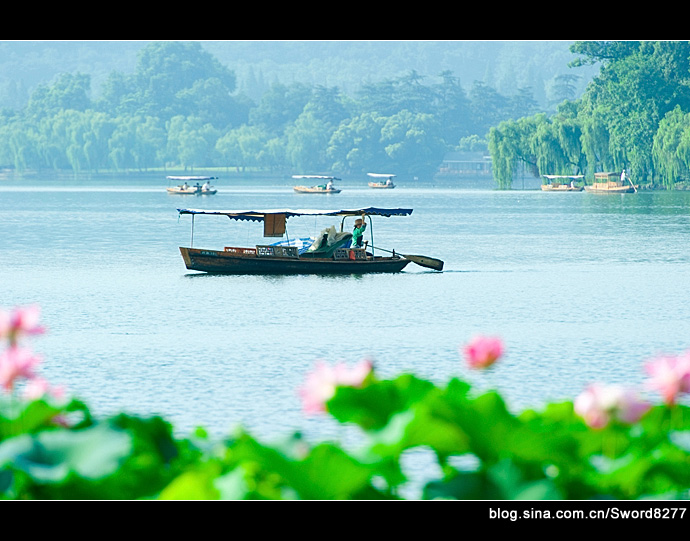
352;214;367;249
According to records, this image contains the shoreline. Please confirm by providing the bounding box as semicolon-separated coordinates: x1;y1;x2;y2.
3;169;690;191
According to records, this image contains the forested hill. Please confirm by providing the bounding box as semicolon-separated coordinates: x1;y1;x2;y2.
0;41;599;178
0;41;595;110
205;41;596;105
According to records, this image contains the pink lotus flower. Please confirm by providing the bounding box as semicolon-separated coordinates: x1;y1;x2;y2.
462;336;504;369
0;346;42;392
0;305;45;345
299;360;373;415
574;383;651;429
645;352;690;405
23;377;65;401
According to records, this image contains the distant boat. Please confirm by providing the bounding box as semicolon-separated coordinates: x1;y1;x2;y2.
584;172;637;194
167;184;202;195
292;175;341;194
166;176;217;195
368;173;396;189
541;175;584;192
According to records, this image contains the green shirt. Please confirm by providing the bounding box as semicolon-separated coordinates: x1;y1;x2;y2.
352;223;367;248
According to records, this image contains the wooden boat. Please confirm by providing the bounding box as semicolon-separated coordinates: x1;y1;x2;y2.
176;207;444;275
292;175;341;194
368;173;396;189
166;176;218;195
584;172;637;194
541;175;584;192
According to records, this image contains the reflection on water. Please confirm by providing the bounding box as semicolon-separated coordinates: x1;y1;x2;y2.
3;178;690;454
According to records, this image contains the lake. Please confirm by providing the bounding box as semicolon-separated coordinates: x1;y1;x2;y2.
3;175;690;458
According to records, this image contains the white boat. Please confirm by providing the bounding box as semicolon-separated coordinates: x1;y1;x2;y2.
292;175;341;194
541;175;584;192
367;173;396;189
166;176;218;195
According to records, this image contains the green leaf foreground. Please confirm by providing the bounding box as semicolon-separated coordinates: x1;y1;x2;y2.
0;374;689;500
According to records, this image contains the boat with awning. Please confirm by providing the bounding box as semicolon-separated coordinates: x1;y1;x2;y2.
541;175;584;192
292;175;341;194
176;207;443;274
584;172;637;194
166;176;218;195
368;173;396;189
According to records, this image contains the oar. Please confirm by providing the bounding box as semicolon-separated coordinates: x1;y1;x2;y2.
371;245;444;271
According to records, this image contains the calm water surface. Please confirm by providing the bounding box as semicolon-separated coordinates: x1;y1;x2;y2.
3;176;690;453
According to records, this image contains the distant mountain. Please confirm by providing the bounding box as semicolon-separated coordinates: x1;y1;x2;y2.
0;40;597;110
0;41;145;94
204;40;597;105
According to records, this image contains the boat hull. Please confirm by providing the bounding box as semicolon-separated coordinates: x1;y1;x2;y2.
180;247;411;275
541;185;583;192
584;185;636;194
167;187;200;195
368;182;395;189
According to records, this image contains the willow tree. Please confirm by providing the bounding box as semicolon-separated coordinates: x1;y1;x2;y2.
531;114;571;176
553;102;587;174
488;122;518;189
488;115;541;189
572;41;690;184
577;106;611;177
652;105;690;188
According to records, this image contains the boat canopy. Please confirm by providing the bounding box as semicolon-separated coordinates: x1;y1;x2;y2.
367;173;396;179
178;207;413;222
542;175;584;180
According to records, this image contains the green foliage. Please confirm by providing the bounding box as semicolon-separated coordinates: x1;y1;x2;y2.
569;41;642;67
652;106;690;188
14;40;690;185
0;41;549;178
492;40;690;189
2;367;690;500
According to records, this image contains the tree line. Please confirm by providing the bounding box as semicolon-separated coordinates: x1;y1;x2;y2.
0;41;568;178
488;41;690;189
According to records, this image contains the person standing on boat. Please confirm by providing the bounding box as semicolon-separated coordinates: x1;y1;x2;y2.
326;179;334;191
352;215;367;249
621;169;627;182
